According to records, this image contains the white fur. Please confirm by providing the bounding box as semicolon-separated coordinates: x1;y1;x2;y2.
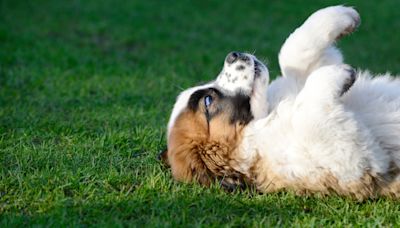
239;6;400;187
278;5;359;82
168;6;400;190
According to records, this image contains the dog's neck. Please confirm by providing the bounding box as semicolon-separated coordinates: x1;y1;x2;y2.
236;111;293;192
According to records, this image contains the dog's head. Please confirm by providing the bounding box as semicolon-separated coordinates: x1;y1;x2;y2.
161;52;269;189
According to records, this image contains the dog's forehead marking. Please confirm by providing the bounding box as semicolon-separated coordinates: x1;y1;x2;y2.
167;82;215;139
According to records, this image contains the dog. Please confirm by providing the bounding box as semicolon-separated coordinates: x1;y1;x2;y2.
160;6;400;199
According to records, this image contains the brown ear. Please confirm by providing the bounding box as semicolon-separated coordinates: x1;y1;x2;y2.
169;146;215;186
193;163;213;186
158;148;170;167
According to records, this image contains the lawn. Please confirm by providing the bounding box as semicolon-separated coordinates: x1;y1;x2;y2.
1;0;400;226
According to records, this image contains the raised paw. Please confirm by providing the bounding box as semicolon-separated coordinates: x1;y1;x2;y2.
301;64;358;101
332;7;361;40
304;5;360;41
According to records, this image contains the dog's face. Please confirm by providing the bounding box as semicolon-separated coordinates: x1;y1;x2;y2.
161;52;269;189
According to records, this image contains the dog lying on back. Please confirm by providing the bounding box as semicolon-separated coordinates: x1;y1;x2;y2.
160;6;400;199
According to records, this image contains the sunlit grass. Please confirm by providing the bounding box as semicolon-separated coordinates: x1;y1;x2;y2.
1;0;400;226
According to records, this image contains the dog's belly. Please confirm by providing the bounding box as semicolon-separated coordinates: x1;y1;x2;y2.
343;72;400;167
245;72;400;197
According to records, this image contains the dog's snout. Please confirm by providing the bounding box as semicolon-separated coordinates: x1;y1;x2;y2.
226;52;240;64
226;52;251;65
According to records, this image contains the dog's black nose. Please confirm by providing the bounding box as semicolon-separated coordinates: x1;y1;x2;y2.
226;52;241;64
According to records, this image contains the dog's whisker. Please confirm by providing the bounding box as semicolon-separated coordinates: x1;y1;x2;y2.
173;84;185;91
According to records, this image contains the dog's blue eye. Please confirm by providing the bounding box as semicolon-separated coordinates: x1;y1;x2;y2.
204;95;213;108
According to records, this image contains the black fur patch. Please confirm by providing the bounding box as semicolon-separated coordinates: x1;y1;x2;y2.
228;93;253;124
340;69;356;96
188;89;209;111
187;88;253;125
188;88;222;111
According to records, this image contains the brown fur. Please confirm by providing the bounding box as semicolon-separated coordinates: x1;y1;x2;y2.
166;106;248;186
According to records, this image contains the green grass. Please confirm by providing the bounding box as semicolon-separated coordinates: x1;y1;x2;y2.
1;0;400;226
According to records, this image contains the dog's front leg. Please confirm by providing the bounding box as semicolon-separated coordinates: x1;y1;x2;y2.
291;64;358;149
295;64;356;105
278;6;360;84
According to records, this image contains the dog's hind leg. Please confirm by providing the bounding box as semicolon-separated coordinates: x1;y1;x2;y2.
278;6;360;84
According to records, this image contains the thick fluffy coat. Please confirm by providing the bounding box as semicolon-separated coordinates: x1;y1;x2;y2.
163;6;400;199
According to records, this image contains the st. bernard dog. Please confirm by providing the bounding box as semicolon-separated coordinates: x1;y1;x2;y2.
160;6;400;199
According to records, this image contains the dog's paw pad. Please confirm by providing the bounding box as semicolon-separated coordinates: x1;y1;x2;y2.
308;6;361;41
335;7;361;40
340;65;357;96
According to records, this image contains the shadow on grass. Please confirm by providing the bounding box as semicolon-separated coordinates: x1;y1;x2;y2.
1;187;350;226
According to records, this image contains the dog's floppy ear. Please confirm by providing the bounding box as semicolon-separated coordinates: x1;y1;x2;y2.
158;148;169;167
192;163;214;186
166;146;216;186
